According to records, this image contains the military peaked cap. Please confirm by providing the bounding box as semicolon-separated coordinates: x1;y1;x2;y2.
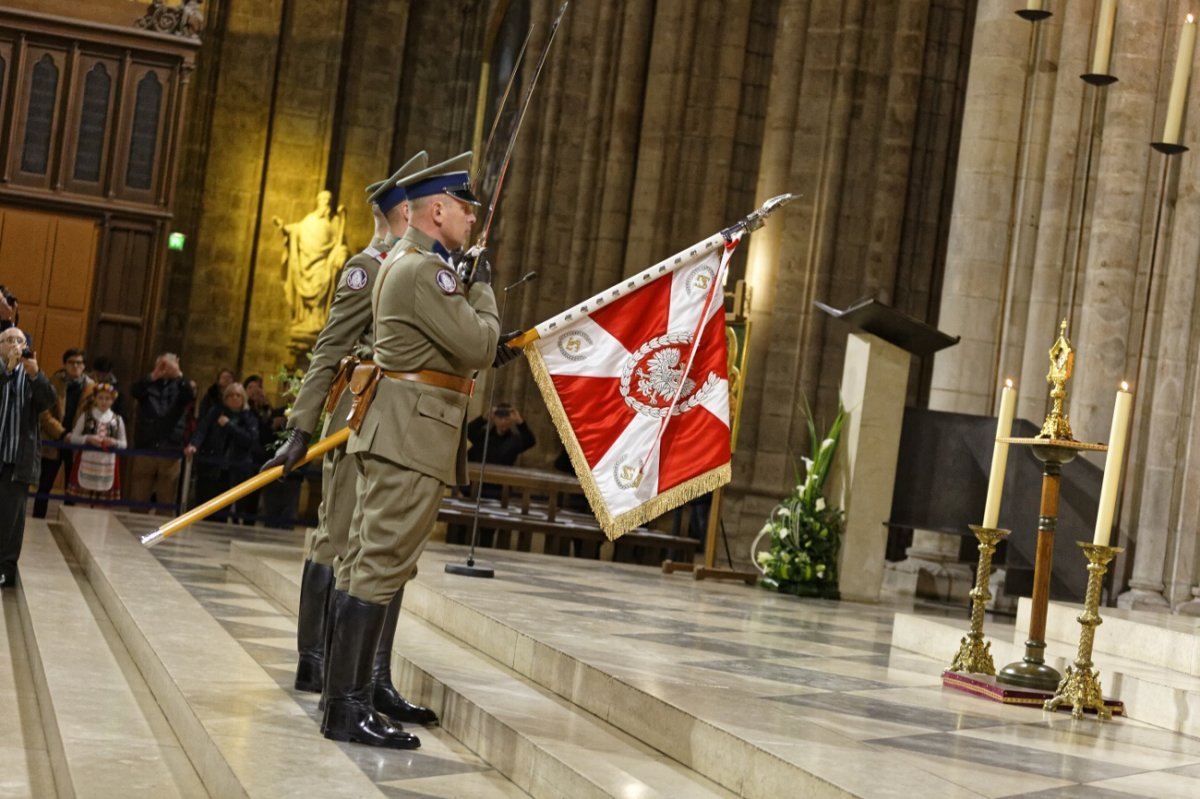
402;152;480;207
367;150;430;213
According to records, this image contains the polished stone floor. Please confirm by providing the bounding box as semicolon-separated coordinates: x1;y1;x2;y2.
4;509;1200;798
122;516;530;799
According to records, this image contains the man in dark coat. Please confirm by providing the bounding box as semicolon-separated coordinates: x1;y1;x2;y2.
0;327;57;588
129;353;195;511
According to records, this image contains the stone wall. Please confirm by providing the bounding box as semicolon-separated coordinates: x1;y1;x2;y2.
931;1;1200;613
165;0;975;572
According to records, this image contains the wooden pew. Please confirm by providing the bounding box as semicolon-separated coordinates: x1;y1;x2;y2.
440;464;699;565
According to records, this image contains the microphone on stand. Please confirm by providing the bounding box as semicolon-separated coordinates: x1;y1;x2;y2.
446;270;539;578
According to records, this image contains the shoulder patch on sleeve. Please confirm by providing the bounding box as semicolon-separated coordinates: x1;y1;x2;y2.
435;268;459;295
345;266;370;291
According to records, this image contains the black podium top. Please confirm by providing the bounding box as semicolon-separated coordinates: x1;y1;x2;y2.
815;297;959;357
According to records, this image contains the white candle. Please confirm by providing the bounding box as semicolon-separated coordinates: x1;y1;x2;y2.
1163;14;1197;145
1092;0;1117;76
982;380;1017;529
1094;383;1133;546
1027;0;1044;10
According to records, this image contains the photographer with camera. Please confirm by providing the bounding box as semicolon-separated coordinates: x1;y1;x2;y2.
0;327;56;588
465;402;537;481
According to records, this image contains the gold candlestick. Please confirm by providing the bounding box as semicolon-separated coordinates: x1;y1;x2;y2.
948;525;1011;675
1044;542;1123;720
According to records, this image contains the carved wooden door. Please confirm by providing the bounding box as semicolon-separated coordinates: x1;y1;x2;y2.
0;204;99;364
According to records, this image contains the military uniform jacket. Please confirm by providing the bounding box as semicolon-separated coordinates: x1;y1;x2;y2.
347;227;499;485
287;241;390;436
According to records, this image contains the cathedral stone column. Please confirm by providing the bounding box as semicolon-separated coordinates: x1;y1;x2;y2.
1112;3;1191;611
909;3;1036;599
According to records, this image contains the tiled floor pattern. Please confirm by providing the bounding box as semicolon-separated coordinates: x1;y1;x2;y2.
115;514;529;799
41;512;1200;799
392;546;1200;799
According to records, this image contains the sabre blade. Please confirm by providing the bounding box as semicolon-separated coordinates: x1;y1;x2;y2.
475;1;569;250
477;24;534;189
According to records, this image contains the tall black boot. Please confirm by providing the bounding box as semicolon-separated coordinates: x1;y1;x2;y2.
372;589;439;725
321;592;420;749
295;560;333;692
318;587;340;712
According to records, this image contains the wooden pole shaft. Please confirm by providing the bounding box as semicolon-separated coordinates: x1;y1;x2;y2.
140;427;351;546
1028;462;1061;642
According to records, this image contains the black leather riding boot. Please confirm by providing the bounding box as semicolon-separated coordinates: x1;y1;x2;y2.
295;560;334;693
372;589;439;726
321;592;420;749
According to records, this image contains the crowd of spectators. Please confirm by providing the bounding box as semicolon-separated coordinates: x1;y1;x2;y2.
15;340;290;522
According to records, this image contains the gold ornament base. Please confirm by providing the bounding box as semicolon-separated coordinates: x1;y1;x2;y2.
943;671;1124;716
947;525;1009;675
1043;542;1123;721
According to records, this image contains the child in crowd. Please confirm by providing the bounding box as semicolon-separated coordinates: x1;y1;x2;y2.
66;383;127;502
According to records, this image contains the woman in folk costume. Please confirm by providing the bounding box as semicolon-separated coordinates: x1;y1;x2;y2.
66;383;127;502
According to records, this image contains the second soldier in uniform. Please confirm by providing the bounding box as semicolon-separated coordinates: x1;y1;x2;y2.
321;152;518;749
263;152;439;728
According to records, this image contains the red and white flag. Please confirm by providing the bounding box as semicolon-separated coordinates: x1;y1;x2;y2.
526;233;741;539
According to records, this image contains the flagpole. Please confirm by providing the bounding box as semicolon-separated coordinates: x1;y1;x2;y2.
140;428;350;546
505;194;796;352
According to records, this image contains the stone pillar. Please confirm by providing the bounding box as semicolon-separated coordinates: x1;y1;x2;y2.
1114;4;1194;611
835;332;910;603
332;1;411;248
929;2;1040;416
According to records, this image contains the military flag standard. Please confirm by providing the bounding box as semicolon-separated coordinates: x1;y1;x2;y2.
525;233;742;539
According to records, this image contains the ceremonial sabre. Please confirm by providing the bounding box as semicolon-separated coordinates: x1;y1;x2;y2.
474;1;569;252
475;24;534;185
139;428;351;547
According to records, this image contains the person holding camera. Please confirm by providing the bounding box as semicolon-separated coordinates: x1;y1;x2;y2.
466;402;536;469
129;353;195;512
0;327;56;588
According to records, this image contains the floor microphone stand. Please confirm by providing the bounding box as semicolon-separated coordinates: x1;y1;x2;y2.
446;270;537;578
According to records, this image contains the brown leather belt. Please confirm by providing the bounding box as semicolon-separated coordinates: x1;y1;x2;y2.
346;365;474;433
381;369;474;396
325;356;373;414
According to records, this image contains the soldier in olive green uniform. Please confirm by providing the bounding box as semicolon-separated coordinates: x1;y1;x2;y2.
263;153;438;727
322;153;514;750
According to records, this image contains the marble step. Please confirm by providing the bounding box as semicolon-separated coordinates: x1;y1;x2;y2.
890;611;1200;737
15;519;207;798
230;541;739;799
57;508;386;799
233;541;1023;799
1021;597;1200;677
0;552;55;798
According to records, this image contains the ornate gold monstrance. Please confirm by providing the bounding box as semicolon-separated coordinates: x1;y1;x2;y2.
1038;320;1075;440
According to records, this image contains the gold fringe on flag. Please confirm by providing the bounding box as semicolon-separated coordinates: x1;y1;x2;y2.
526;346;731;540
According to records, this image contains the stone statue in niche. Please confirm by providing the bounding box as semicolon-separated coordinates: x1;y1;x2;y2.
135;0;205;39
273;191;349;351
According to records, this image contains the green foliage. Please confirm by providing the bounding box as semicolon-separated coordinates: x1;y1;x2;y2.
273;357;319;443
753;399;846;599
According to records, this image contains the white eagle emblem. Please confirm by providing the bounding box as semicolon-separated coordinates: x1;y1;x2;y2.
619;333;720;418
635;347;696;402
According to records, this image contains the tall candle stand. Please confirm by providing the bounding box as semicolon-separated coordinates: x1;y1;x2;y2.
948;525;1011;675
1044;542;1123;719
996;322;1108;692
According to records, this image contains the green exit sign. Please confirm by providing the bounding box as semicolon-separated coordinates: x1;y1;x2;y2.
168;232;187;251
